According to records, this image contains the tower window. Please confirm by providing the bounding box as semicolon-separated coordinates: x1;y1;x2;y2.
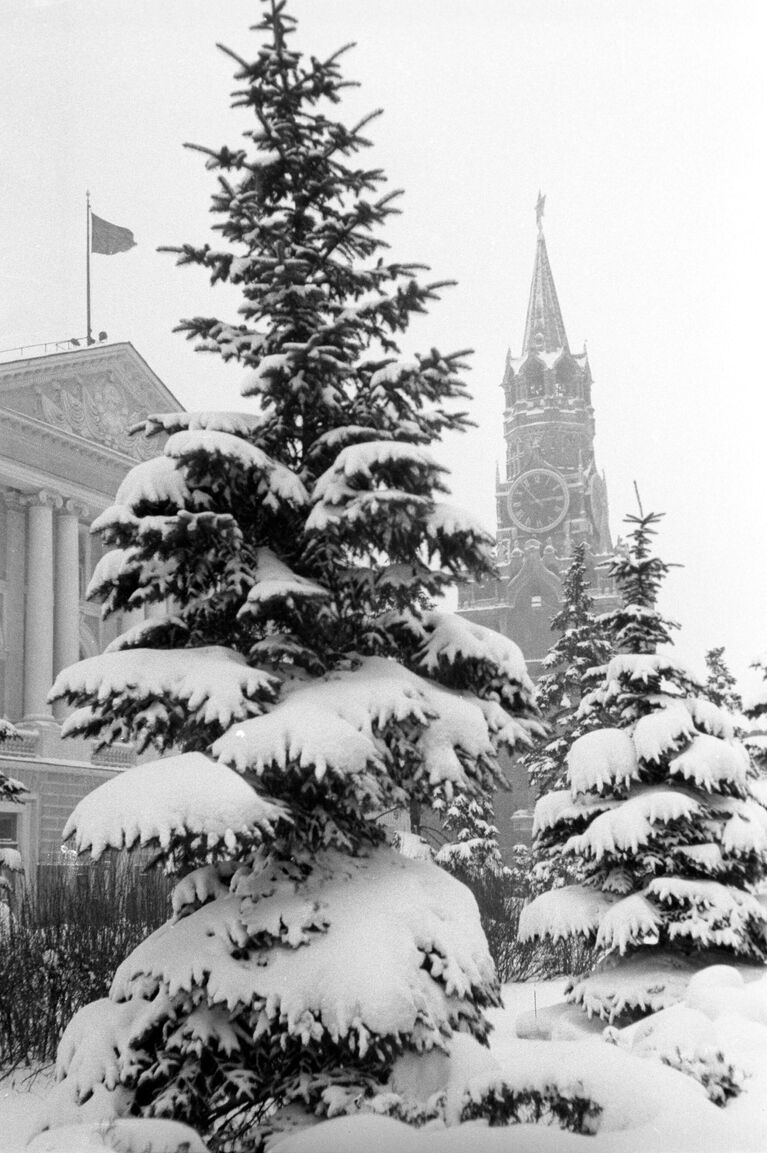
524;359;545;400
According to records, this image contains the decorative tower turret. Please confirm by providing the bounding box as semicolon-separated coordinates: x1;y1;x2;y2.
458;196;618;846
459;196;615;678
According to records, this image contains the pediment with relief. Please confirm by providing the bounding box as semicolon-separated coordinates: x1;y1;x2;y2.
0;343;182;462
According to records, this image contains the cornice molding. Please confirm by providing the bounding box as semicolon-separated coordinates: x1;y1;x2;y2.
0;405;137;467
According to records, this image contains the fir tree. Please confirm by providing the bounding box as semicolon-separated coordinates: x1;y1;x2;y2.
704;646;743;715
521;543;613;893
743;655;767;775
523;541;614;799
43;4;537;1148
520;511;767;1022
434;794;508;883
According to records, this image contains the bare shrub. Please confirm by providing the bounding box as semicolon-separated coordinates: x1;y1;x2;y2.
0;859;170;1070
463;869;597;985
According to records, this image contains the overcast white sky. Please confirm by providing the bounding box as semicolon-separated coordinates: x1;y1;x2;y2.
2;0;766;689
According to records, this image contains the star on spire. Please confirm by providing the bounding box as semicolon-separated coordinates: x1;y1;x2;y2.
522;195;569;354
535;190;546;232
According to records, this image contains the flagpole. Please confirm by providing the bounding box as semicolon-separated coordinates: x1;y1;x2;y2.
86;190;92;346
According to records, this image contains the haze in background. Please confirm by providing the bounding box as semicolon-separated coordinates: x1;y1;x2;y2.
2;0;765;688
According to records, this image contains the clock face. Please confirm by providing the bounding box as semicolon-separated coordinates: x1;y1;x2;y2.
507;468;569;533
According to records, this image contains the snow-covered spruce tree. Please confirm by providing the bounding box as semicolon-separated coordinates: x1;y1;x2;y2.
521;542;613;893
704;647;743;716
42;4;538;1148
744;654;767;776
433;794;508;884
522;543;614;800
519;511;767;1022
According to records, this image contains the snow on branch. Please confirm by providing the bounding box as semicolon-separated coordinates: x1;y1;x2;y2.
568;951;696;1021
533;790;618;836
719;798;767;855
601;653;701;696
215;656;512;794
63;753;285;860
567;729;638;796
306;440;446;533
668;734;749;792
54;995;171;1105
105;615;188;653
165;429;308;509
133;410;269;440
424;503;494;549
646;877;767;950
368;359;420;390
52;646;279;738
112;455;194;512
518;884;617;943
216;694;384;785
595;893;661;953
685;697;736;741
633;703;697;764
0;846;22;872
313;441;444;505
564;788;701;861
413;612;536;705
110;849;495;1050
239;547;329;617
306;424;394;463
86;547;138;601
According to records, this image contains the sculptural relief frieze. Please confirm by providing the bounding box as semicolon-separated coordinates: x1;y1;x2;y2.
9;371;158;461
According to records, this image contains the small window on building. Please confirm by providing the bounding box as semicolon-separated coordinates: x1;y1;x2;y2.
531;595;542;610
0;811;18;849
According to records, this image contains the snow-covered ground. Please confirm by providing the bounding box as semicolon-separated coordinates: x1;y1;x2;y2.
0;983;565;1152
2;1067;55;1153
6;973;767;1152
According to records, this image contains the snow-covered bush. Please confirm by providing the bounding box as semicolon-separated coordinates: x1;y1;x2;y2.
659;1047;745;1107
39;5;537;1149
520;511;767;1021
602;962;758;1108
0;717;27;808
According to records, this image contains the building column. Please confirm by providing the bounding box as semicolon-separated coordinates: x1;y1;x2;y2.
53;499;89;721
22;490;61;724
2;491;27;722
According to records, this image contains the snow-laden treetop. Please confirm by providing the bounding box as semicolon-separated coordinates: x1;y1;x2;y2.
48;0;538;870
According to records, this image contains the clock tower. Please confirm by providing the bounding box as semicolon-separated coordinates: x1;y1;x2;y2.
459;199;616;674
458;197;618;846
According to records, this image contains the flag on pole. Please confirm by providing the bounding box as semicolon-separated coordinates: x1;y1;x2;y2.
91;213;136;255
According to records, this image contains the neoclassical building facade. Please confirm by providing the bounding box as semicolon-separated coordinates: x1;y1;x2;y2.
0;342;181;873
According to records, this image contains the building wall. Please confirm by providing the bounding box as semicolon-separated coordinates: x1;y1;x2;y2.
0;342;182;875
0;757;118;871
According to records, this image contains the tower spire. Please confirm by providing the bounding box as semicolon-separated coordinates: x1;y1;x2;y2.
522;192;569;355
